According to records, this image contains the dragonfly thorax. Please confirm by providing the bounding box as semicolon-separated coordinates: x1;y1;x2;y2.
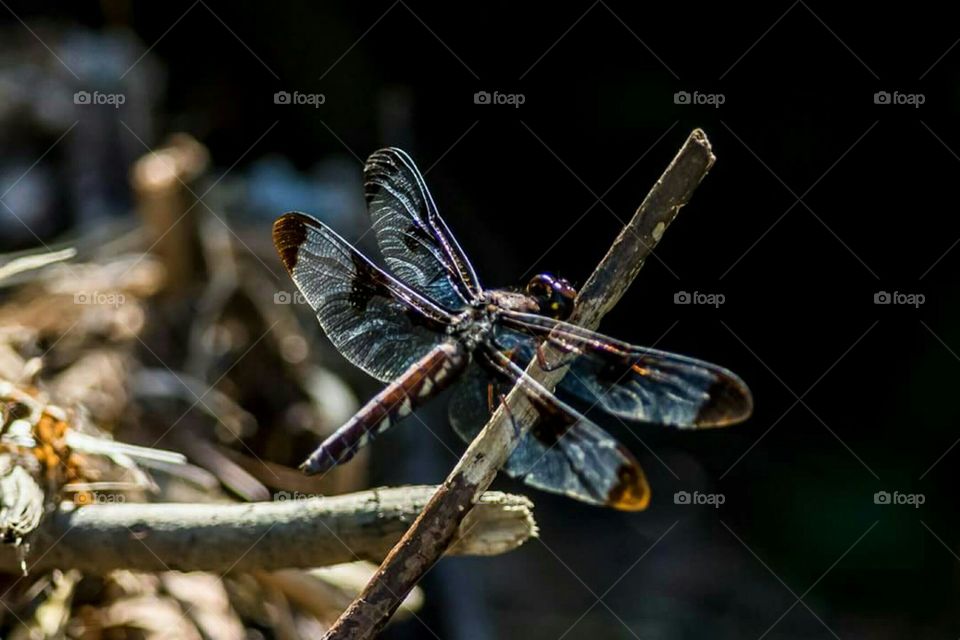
447;289;541;351
448;305;497;351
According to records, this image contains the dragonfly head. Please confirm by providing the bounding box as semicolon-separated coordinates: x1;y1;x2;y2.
526;273;577;320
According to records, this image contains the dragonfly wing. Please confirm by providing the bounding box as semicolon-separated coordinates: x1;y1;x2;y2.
562;350;750;428
448;362;499;444
506;397;649;511
499;311;753;428
449;351;650;511
273;212;452;382
365;148;482;309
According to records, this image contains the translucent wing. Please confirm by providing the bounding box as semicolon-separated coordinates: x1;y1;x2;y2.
273;212;453;382
498;312;753;428
449;352;650;511
364;148;482;310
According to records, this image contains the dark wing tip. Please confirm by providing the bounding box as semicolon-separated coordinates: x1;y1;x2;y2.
606;450;651;511
273;212;311;274
695;373;754;428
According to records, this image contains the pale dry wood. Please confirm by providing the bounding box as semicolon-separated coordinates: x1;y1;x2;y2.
324;129;717;639
0;486;536;573
0;248;76;284
131;133;210;293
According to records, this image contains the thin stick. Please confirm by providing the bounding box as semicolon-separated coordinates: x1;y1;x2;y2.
323;129;717;638
0;486;536;573
0;247;77;283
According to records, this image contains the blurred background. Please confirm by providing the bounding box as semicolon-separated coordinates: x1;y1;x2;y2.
0;1;957;638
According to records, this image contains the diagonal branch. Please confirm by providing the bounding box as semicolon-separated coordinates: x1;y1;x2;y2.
324;129;717;638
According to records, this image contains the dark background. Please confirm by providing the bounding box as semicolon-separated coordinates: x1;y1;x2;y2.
2;2;958;638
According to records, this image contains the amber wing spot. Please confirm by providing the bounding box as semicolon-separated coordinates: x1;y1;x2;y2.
695;376;754;428
273;213;309;274
607;451;651;511
631;363;652;376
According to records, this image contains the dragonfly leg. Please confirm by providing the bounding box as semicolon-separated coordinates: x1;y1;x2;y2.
536;343;571;372
498;391;520;438
482;381;519;437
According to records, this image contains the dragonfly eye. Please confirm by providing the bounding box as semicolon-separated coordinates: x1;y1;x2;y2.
527;274;576;320
525;274;553;298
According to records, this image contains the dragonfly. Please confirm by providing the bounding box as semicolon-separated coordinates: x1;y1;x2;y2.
273;148;752;510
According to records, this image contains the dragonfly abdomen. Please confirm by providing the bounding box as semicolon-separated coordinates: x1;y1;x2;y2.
300;341;469;474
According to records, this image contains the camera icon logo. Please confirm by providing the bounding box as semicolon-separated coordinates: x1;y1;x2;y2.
674;91;691;105
274;91;292;105
274;291;293;304
73;90;91;105
474;91;491;105
873;491;891;505
674;291;691;304
674;490;691;504
874;91;891;105
874;291;891;304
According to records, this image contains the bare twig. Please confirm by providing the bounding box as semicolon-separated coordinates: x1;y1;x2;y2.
0;486;536;573
0;247;76;285
324;129;717;638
